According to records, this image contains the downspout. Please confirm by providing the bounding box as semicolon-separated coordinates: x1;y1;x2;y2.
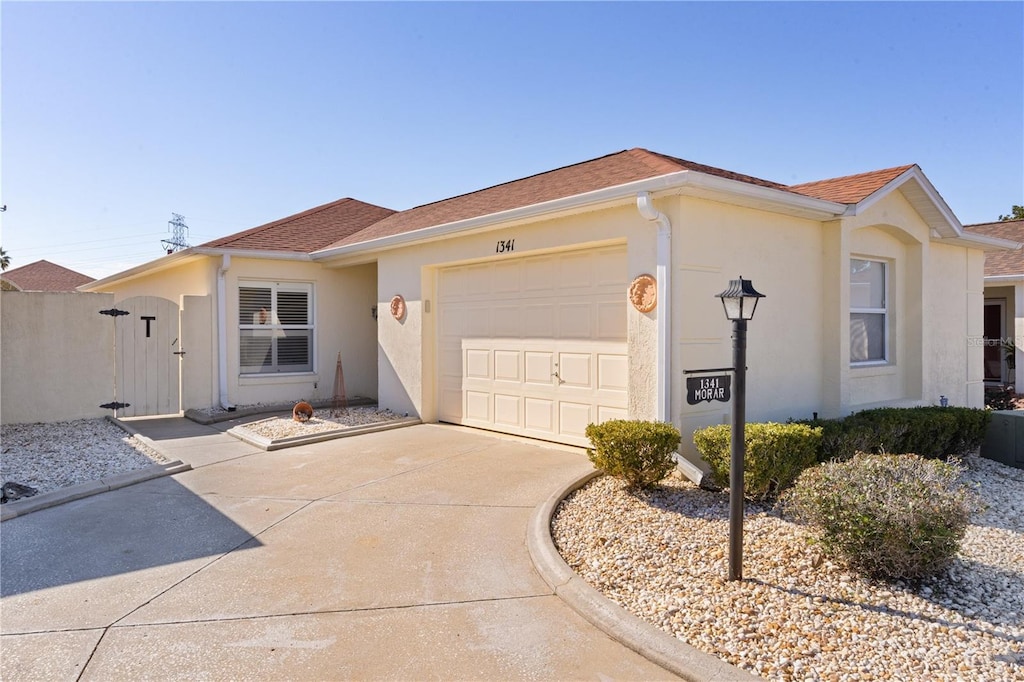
636;192;671;422
217;254;235;410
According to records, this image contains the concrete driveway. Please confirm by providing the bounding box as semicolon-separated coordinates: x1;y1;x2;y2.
0;419;679;681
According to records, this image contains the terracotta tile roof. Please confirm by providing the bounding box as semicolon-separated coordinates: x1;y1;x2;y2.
0;260;94;291
786;165;916;204
200;198;396;253
322;148;787;249
964;219;1024;276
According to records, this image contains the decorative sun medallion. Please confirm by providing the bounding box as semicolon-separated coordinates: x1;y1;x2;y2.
629;274;657;313
390;295;406;321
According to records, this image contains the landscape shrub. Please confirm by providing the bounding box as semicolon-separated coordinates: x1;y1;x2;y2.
585;419;681;490
692;422;821;501
794;406;991;462
780;453;979;580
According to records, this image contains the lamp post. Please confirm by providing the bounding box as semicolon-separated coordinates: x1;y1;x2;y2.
716;276;765;581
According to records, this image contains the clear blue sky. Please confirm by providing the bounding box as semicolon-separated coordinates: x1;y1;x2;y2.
2;1;1022;279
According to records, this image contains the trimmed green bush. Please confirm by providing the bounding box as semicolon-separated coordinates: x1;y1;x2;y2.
692;422;821;501
794;406;991;462
780;453;979;579
585;420;681;489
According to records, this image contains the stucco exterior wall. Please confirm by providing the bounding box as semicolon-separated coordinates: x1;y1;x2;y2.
103;256;216;303
372;203;659;421
1;292;115;424
668;196;826;458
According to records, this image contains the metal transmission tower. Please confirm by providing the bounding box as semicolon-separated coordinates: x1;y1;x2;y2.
161;213;191;254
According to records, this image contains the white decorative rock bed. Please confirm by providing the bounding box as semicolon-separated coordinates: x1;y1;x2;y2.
227;406;419;451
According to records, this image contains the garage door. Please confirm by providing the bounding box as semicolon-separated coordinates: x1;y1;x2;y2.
438;246;629;447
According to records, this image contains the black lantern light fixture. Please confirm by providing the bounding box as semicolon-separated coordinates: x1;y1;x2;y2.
715;276;765;581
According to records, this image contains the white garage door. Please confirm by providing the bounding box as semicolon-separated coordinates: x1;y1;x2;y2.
438;246;629;447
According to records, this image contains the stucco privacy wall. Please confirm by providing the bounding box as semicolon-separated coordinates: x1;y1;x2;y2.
372;203;659;422
1;292;115;424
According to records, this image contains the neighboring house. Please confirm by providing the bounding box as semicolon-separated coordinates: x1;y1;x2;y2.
964;219;1024;389
81;148;1018;476
1;260;94;292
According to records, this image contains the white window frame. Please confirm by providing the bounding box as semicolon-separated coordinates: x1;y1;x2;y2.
238;280;315;375
850;257;889;366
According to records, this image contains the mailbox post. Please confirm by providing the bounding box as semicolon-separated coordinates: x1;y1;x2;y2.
715;277;765;582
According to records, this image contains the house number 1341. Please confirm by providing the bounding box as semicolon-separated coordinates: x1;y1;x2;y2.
496;239;515;254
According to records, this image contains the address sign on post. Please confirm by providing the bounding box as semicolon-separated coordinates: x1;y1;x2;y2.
686;374;732;405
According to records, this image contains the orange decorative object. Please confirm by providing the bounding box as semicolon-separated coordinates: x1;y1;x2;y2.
292;401;314;422
390;295;406;321
629;274;657;313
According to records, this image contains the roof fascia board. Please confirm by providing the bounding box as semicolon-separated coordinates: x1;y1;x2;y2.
984;274;1024;283
79;250;204;291
313;171;848;260
939;233;1022;252
192;247;314;262
678;172;847;220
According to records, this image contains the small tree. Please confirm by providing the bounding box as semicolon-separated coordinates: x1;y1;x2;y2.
998;205;1024;221
0;247;9;271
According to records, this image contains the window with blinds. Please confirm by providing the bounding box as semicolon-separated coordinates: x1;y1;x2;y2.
239;282;313;374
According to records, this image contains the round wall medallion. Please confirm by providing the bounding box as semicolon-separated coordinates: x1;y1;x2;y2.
390;295;406;321
629;274;657;313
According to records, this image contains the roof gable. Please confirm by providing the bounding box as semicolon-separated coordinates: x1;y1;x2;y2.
200;198;396;253
1;260;94;291
965;219;1024;276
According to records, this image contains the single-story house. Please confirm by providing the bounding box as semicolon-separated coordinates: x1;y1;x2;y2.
81;148;1019;475
964;218;1024;388
1;259;95;292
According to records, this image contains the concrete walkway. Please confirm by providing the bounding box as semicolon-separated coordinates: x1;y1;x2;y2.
0;417;682;681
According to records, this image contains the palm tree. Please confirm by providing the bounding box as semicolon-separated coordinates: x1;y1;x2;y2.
0;247;9;271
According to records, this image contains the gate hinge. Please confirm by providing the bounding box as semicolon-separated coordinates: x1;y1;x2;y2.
99;308;130;317
100;402;131;410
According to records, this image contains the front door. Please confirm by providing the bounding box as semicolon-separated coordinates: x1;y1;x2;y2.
984;300;1006;384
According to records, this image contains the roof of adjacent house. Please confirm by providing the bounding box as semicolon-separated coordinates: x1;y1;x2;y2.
200;197;396;253
964;219;1024;276
0;260;95;291
322;148;911;250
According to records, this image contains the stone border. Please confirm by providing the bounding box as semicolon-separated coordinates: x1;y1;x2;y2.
1;460;190;522
184;397;376;425
227;417;422;451
526;469;759;682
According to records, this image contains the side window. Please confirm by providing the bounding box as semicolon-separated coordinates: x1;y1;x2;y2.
850;258;888;364
239;282;313;374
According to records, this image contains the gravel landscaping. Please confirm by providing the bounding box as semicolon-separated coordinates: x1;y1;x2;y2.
234;406;403;440
0;418;168;496
552;454;1024;681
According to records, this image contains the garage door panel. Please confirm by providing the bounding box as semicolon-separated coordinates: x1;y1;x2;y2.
494;394;521;426
558;353;592;388
559;402;593;437
525;352;555;384
438;245;627;447
557;303;592;339
466;391;491;421
523;304;555;337
494;350;521;381
525;398;554;432
598;354;628;391
597;300;628;339
466;349;490;379
492;306;522;337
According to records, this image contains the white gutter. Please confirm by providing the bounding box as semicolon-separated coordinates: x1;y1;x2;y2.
193;247;314;261
943;233;1022;252
217;254;235;410
636;192;671;423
